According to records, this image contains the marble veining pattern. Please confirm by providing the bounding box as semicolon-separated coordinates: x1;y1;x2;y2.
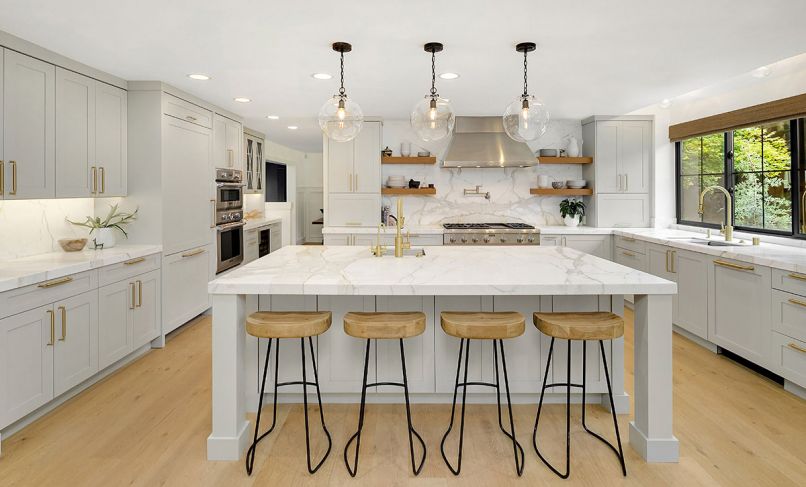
0;199;96;261
208;245;676;296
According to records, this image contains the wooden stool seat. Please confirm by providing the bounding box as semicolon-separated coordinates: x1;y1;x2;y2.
533;312;624;341
246;311;332;338
343;312;426;339
440;312;525;340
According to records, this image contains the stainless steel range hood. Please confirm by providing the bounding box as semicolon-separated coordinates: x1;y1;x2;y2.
442;116;537;168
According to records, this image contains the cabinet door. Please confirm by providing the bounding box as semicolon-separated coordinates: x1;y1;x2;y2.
98;279;133;369
614;247;647;272
647;244;678;324
53;290;98;396
675;250;709;339
162;246;211;334
710;259;771;365
326;138;354;193
595;121;620;193
162;116;213;254
595;194;650;227
540;235;562;246
244;228;259;263
353;121;381;193
563;235;612;259
132;269;161;349
3;50;55;199
226;118;243;171
317;295;376;393
376;296;435;393
55;68;95;198
95;82;127;196
0;305;54;428
327;193;381;227
619;121;651;194
323;234;351;245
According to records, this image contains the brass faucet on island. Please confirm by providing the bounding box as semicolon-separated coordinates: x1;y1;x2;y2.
372;198;423;257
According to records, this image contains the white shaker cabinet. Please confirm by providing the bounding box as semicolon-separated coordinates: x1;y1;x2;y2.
540;235;612;260
94;82;127;196
213;114;242;171
53;290;99;396
709;258;772;366
3;49;55;199
647;244;678;324
162;246;211;334
0;305;54;428
674;250;710;339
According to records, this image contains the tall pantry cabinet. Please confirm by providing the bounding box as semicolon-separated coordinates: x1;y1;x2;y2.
582;115;653;227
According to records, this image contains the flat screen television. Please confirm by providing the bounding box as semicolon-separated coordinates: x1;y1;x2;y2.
265;161;287;203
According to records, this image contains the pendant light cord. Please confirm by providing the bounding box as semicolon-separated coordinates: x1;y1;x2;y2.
430;49;438;98
339;50;346;97
522;49;528;97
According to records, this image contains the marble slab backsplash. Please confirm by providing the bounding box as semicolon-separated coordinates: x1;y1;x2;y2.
381;119;584;225
0;199;96;260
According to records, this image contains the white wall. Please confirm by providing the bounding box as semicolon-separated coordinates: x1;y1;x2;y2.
631;52;806;228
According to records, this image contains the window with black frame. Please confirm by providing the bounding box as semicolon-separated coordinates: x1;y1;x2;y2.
676;118;804;237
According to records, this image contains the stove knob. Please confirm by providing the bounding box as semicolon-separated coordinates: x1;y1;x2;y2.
527;237;535;243
483;237;490;243
516;237;524;243
472;237;479;243
460;237;468;243
499;237;506;243
449;237;456;243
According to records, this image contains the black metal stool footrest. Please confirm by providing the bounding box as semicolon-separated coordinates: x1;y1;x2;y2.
245;337;332;476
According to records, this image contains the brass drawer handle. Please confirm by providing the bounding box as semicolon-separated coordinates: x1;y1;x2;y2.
182;248;205;258
185;115;197;121
129;282;136;310
788;298;806;308
91;166;97;194
99;166;105;194
124;257;146;265
621;236;636;242
787;272;806;282
714;260;754;272
10;160;17;195
1;160;4;195
47;310;55;346
38;276;74;288
58;306;67;341
136;280;142;308
621;250;636;257
787;342;806;354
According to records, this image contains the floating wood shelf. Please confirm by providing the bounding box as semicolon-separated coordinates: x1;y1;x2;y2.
530;188;593;196
382;187;437;195
537;156;593;164
381;156;437;164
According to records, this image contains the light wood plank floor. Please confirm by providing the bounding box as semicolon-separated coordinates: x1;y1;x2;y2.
1;310;805;486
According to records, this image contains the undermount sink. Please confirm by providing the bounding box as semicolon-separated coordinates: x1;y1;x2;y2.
682;238;751;247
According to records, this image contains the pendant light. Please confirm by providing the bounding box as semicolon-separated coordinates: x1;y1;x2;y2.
318;42;363;142
503;42;549;143
410;42;455;142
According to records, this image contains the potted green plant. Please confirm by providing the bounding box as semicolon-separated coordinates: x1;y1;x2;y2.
67;204;138;249
559;198;585;227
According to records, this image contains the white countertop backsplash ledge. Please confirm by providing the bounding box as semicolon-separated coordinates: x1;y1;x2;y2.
208;245;676;296
0;245;163;293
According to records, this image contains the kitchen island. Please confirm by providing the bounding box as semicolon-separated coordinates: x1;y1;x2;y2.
206;245;678;463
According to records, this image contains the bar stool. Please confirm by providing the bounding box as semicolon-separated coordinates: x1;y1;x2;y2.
439;311;526;477
342;312;427;477
532;312;627;479
244;311;333;476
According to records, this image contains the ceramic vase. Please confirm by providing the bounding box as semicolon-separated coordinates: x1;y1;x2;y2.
93;227;117;249
563;215;581;227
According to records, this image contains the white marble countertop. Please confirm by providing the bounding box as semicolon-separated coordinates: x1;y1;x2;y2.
322;225;445;235
243;216;282;231
209;245;676;296
0;245;163;293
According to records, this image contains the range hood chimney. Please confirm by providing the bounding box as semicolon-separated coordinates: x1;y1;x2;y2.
442;116;537;168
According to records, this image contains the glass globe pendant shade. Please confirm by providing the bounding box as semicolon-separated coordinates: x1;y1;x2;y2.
318;94;363;142
410;95;455;142
502;94;549;143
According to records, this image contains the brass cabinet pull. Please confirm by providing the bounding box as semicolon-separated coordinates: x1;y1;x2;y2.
91;166;97;194
788;298;806;309
46;310;55;346
210;199;216;229
185;115;197;121
99;166;105;194
665;250;670;273
182;248;205;258
124;257;146;265
10;160;17;195
136;280;142;308
355;173;358;191
714;259;754;272
0;160;4;195
621;250;636;257
787;342;806;354
348;172;353;192
671;250;677;273
129;282;136;310
58;306;67;341
621;236;636;242
38;276;74;288
787;272;806;282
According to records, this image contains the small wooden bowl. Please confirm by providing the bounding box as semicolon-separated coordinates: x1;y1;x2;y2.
59;238;88;252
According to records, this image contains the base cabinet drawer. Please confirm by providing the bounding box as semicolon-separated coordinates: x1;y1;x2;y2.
163;246;211;334
0;270;97;320
772;290;806;343
772;269;806;297
98;253;160;287
771;333;806;388
614;247;647;272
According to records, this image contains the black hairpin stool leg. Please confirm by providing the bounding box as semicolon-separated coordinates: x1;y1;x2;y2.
400;339;427;475
440;338;470;475
301;337;332;474
344;339;372;477
246;338;281;475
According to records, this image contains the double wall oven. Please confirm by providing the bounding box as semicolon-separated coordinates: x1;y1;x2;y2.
215;168;245;273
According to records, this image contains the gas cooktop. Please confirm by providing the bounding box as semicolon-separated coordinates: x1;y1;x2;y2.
442;222;535;230
442;222;539;245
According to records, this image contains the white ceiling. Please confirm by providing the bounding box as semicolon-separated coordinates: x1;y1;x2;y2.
1;1;805;153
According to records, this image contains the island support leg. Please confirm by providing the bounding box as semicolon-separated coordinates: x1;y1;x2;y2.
630;294;679;462
207;294;250;460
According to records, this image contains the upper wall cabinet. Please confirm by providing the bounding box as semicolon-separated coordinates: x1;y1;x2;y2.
55;69;128;198
2;49;55;199
213;114;243;172
326;121;381;194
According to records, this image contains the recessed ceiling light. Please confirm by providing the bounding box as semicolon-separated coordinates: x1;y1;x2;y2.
266;115;279;120
287;126;298;130
439;72;460;80
311;73;332;80
659;98;672;108
752;66;771;78
233;97;251;103
187;73;210;80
